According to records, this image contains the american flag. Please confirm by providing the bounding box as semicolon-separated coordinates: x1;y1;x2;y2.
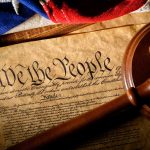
0;0;19;14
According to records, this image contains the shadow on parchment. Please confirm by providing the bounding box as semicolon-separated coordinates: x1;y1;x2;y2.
40;106;140;150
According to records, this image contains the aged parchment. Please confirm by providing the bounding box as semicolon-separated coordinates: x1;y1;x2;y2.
72;12;150;34
0;24;150;150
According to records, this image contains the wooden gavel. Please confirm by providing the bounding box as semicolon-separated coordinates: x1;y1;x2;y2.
8;79;150;150
8;24;150;150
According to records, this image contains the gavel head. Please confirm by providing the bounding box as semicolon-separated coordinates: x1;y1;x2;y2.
122;23;150;118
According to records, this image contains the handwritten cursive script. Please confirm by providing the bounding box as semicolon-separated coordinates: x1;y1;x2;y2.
0;51;113;88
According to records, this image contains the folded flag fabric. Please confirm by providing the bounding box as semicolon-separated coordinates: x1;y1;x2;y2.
0;0;47;35
41;0;147;23
0;0;147;35
0;0;19;15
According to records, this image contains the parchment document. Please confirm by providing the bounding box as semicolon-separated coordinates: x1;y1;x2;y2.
0;24;150;150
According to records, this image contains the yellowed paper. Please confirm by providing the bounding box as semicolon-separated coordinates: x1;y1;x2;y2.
0;24;150;150
72;12;150;34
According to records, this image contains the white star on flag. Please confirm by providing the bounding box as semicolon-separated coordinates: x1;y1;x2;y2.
0;0;19;15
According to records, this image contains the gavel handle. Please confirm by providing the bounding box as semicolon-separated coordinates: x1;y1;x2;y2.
8;79;150;150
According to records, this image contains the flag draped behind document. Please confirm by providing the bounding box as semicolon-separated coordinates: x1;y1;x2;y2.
0;0;47;35
41;0;147;23
0;0;147;35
